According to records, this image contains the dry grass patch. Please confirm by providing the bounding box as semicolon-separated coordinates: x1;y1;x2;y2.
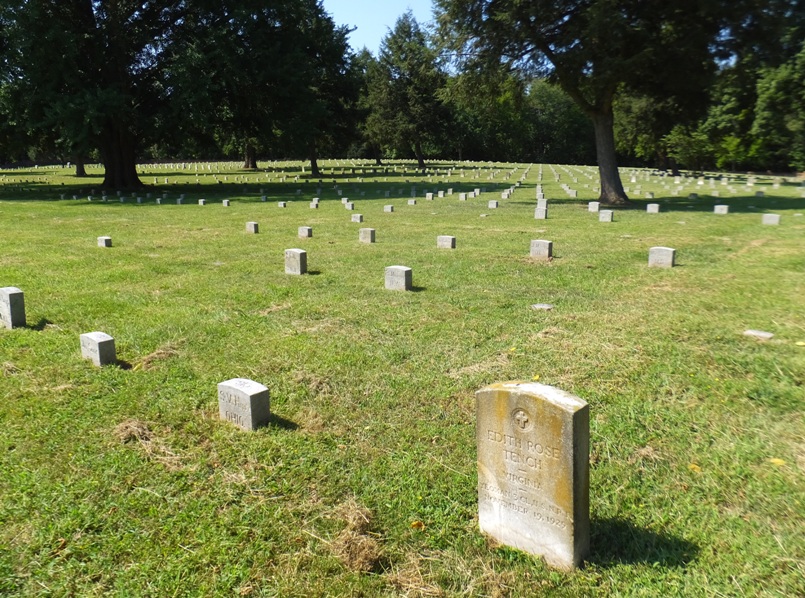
331;498;383;573
112;419;183;470
133;342;181;371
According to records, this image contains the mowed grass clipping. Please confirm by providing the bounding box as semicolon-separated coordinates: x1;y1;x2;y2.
0;161;803;596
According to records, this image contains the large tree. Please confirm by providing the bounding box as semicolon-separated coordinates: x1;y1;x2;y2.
435;0;730;204
1;1;189;188
364;11;448;169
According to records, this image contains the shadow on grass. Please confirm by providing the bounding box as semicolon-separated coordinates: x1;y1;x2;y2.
26;318;53;331
588;517;698;567
268;413;298;430
116;359;133;370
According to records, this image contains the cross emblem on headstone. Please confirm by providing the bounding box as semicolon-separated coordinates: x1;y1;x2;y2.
514;410;529;430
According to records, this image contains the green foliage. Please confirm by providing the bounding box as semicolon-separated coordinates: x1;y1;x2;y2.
363;12;449;167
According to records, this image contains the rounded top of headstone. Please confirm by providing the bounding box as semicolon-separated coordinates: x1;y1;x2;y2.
477;381;587;413
0;286;23;294
218;377;268;395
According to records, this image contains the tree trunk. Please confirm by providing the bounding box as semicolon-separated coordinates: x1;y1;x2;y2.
590;109;629;205
74;157;86;177
243;143;257;169
414;140;426;169
99;123;143;190
372;144;383;166
309;143;321;178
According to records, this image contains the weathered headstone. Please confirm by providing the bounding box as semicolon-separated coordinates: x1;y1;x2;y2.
762;214;781;225
0;287;25;329
459;193;467;201
408;199;417;206
476;381;589;571
310;201;319;209
646;203;660;213
488;200;499;209
278;201;287;208
534;207;548;220
218;378;270;431
648;246;676;268
437;235;456;249
351;214;364;223
345;202;354;210
223;200;230;207
98;236;112;247
530;240;553;260
80;331;116;367
599;210;613;222
359;228;375;244
198;199;206;205
536;198;548;209
385;265;412;291
246;222;259;234
285;249;307;275
384;205;394;213
298;226;313;238
588;202;599;212
714;205;729;215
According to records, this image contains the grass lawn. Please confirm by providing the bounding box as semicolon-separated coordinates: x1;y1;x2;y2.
0;160;803;596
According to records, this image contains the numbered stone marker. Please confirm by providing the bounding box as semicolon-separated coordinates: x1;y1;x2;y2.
534;207;548;220
246;222;259;234
588;201;600;212
298;226;312;238
599;210;613;222
714;205;729;215
385;265;412;291
0;287;25;329
437;235;456;249
98;236;112;247
762;214;781;225
530;240;553;260
646;203;660;213
476;381;589;570
285;249;307;275
218;378;270;431
359;228;375;244
351;214;363;223
648;246;676;268
80;331;116;367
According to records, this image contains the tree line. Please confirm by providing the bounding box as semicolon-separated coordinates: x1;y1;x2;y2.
0;1;802;201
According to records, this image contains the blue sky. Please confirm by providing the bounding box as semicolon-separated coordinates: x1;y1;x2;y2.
321;0;436;55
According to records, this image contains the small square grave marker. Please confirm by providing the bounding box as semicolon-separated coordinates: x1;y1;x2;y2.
648;246;676;268
744;329;773;340
588;202;600;212
285;249;307;275
0;287;25;329
359;228;375;243
762;214;780;225
488;200;499;209
98;236;112;247
298;226;313;238
534;207;547;220
246;222;259;234
218;378;270;431
437;235;456;249
646;203;660;213
530;240;553;260
408;199;417;206
223;200;230;207
599;210;613;222
385;265;412;291
351;214;364;223
384;205;394;213
714;205;729;215
80;331;116;367
278;201;287;208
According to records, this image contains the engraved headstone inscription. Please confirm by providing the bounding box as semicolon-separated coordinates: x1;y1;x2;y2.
476;381;589;570
218;378;270;431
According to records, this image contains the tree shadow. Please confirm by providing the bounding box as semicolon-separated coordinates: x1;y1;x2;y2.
588;517;698;568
